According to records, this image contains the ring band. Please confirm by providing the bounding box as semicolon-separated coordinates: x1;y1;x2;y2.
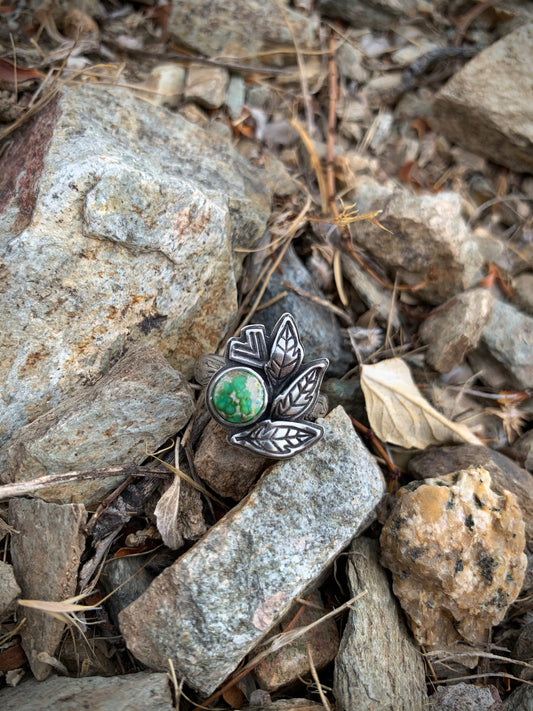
196;313;329;459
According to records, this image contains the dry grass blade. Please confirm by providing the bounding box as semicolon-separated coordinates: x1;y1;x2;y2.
332;248;348;307
273;0;313;136
17;593;102;644
306;643;332;711
289;120;329;214
360;358;480;448
231;194;312;334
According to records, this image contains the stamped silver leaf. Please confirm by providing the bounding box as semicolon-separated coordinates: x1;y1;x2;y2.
271;358;329;419
227;325;268;368
230;419;323;459
265;313;304;383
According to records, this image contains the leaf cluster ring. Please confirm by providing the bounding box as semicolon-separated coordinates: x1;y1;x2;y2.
195;313;329;459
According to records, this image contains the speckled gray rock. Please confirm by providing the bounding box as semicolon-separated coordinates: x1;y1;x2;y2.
504;683;533;711
0;561;20;619
334;537;428;711
226;75;245;120
514;273;533;315
169;0;316;59
514;430;533;473
429;682;502;711
0;83;270;468
431;24;533;173
0;673;173;711
119;407;385;695
513;621;533;680
419;288;494;372
349;183;483;305
101;555;155;630
255;246;353;377
341;252;400;329
2;346;194;505
477;299;533;390
9;499;87;680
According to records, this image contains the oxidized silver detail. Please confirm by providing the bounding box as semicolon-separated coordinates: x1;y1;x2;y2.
198;313;329;459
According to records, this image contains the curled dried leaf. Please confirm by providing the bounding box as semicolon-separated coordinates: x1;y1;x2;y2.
360;357;480;449
154;473;183;550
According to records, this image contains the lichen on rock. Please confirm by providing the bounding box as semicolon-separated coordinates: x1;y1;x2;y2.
380;465;527;649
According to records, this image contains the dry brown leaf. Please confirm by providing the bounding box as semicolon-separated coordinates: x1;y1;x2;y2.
222;684;245;709
360;357;480;449
154;439;183;550
0;58;44;86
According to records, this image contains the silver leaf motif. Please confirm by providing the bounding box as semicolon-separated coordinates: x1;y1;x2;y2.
203;313;330;459
265;314;304;383
230;420;323;459
271;359;329;419
227;325;268;368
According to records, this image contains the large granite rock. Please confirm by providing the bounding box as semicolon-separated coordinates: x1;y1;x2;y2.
0;83;271;467
2;346;194;505
431;24;533;173
119;407;385;695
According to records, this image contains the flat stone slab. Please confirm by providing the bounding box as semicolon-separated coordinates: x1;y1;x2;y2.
9;499;87;680
334;537;428;711
431;23;533;173
119;406;385;694
1;673;173;711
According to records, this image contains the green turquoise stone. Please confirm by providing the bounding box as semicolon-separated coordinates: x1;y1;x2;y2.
210;367;267;425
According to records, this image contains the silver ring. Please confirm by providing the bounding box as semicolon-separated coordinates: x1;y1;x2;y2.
195;313;329;459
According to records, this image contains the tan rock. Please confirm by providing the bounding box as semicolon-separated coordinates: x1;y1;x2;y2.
185;64;229;110
253;590;339;692
431;24;533;173
194;420;267;500
380;466;527;649
419;288;494;373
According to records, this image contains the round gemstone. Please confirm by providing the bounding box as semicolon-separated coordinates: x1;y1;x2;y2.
209;367;267;425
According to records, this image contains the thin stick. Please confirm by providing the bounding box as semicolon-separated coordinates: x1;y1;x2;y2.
349;415;402;481
0;463;167;502
307;643;332;711
326;33;337;217
280;280;352;325
10;33;18;97
273;0;314;136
